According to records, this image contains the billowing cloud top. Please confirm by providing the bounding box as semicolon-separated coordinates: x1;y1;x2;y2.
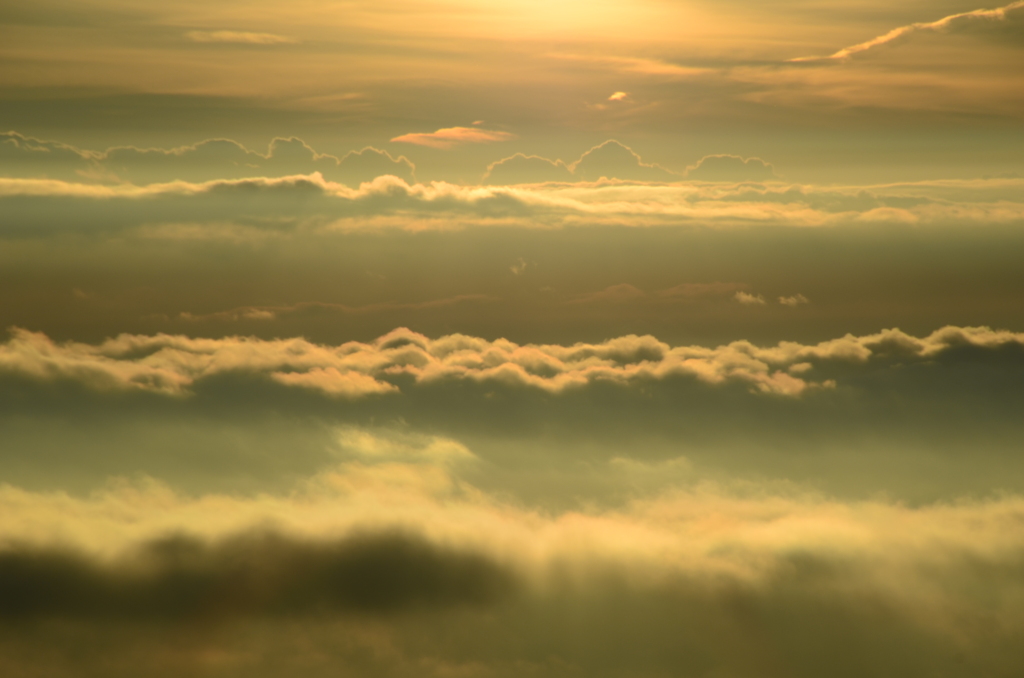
3;325;1020;399
1;132;415;187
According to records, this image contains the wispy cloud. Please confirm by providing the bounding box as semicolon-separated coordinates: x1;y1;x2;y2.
792;1;1024;62
177;295;493;323
391;127;515;150
185;30;297;45
779;293;810;307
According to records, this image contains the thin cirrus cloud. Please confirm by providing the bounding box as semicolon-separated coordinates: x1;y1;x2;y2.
3;325;1022;400
547;52;710;77
184;30;297;44
792;0;1024;62
780;294;810;307
390;127;515;150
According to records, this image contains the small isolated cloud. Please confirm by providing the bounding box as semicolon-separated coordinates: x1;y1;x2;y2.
686;155;776;182
735;291;766;305
185;30;296;45
391;127;515;150
792;0;1024;61
779;294;810;307
510;258;529;275
608;91;629;101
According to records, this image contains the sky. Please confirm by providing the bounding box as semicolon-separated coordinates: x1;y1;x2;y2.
2;2;1024;677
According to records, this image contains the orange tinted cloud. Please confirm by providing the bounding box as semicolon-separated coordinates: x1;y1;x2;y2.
792;0;1024;62
390;127;515;150
185;30;296;44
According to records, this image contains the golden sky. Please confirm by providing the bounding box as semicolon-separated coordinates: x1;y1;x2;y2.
2;2;1024;677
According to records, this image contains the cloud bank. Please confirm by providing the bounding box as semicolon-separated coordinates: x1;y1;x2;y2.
4;172;1024;235
3;325;1021;400
1;447;1024;677
1;132;415;187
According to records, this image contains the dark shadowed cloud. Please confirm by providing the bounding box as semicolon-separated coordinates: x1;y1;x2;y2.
0;530;516;620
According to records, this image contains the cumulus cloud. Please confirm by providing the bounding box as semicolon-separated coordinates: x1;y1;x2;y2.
3;325;1021;401
685;154;776;182
482;154;574;184
390;127;515;150
570;140;678;182
184;30;296;44
0;132;415;186
793;0;1024;62
608;91;629;101
483;140;676;185
734;291;766;305
0;131;102;182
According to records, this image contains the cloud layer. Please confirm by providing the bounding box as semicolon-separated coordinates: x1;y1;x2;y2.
1;445;1024;677
1;132;415;187
3;325;1021;400
4;171;1024;237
